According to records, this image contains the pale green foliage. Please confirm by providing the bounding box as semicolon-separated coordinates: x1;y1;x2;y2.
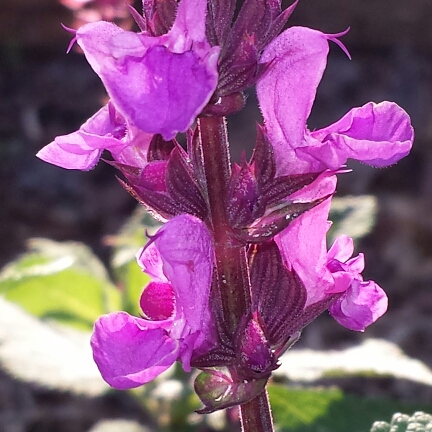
0;238;121;330
0;206;158;329
371;412;432;432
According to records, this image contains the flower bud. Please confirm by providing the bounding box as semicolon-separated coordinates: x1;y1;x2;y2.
194;368;267;414
236;312;276;379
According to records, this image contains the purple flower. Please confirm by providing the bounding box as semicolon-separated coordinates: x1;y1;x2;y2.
90;214;215;389
74;0;220;140
254;25;414;330
275;178;387;331
256;26;414;176
326;235;388;331
36;102;152;170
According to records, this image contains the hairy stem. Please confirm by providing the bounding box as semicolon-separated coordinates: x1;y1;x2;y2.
198;116;274;432
240;390;274;432
198;116;250;334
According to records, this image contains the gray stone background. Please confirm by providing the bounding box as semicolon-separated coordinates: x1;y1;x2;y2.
1;0;432;431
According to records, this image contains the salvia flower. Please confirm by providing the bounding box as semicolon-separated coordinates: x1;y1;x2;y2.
37;102;152;170
37;0;415;422
256;26;414;176
90;214;215;389
253;25;413;331
275;176;387;331
326;235;388;331
73;0;220;140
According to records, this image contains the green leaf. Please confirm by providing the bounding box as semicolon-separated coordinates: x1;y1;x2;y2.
0;238;121;331
269;385;430;432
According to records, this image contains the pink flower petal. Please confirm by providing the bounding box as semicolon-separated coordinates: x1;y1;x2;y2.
327;235;355;264
169;0;208;50
137;240;166;281
310;101;414;168
275;174;336;306
101;45;218;139
329;280;388;331
135;214;216;367
36;104;151;170
75;0;219;140
36;140;101;170
139;214;214;334
257;26;331;175
257;27;414;175
91;312;179;389
36;104;124;170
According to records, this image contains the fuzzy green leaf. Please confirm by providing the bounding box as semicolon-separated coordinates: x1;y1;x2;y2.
0;238;121;330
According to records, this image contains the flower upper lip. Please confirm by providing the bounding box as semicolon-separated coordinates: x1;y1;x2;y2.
257;26;414;176
71;0;220;140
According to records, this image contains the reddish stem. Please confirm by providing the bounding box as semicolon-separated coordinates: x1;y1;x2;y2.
198;116;274;432
198;116;250;334
240;390;274;432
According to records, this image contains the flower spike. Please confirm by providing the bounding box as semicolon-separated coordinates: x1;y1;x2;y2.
37;0;415;425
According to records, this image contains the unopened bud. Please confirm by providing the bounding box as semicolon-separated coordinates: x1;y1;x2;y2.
194;368;267;414
236;312;275;378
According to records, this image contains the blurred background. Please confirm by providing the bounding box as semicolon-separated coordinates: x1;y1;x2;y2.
1;0;432;431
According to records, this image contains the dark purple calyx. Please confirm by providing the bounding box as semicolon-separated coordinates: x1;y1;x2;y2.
201;92;246;117
139;161;168;192
165;146;208;218
249;240;306;350
111;136;208;222
136;0;177;36
251;126;321;203
226;158;265;228
249;240;344;357
227;126;328;242
147;133;176;162
235;311;276;379
206;0;298;96
240;197;330;243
